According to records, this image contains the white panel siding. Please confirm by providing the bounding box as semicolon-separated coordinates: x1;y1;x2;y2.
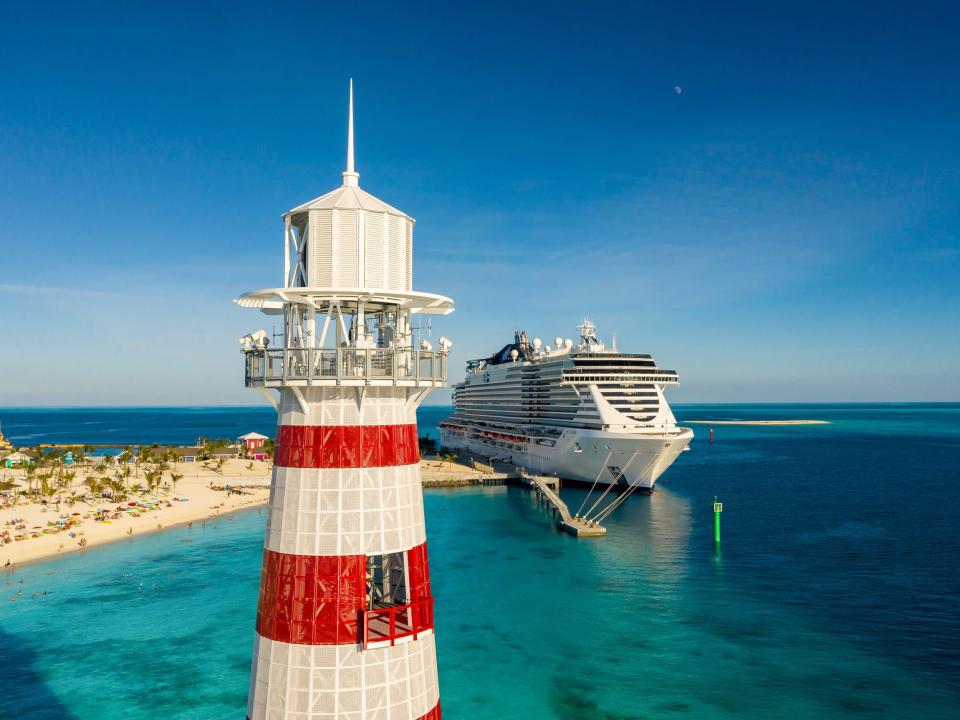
334;209;359;287
266;464;426;557
364;212;385;288
405;222;413;290
308;209;334;287
248;634;439;720
387;215;406;291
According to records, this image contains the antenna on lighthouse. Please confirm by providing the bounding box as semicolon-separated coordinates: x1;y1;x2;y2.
342;78;360;187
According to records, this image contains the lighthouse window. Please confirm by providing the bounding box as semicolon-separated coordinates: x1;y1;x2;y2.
366;552;407;609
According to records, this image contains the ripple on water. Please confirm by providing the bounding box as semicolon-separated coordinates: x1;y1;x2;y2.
0;405;958;720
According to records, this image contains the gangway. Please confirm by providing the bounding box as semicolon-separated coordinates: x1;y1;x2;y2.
519;472;606;537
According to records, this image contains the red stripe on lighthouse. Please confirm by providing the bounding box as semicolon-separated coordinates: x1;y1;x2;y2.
274;424;420;468
255;542;435;646
255;550;366;645
407;541;432;602
418;702;442;720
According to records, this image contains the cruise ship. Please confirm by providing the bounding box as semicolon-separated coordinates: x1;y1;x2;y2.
439;320;693;492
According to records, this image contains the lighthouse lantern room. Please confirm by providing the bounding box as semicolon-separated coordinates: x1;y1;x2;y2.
237;80;451;720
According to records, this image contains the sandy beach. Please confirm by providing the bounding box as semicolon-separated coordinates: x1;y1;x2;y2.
0;458;273;568
684;420;829;425
0;457;487;568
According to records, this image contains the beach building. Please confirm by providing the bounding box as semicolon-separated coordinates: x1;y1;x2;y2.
114;451;138;466
212;446;241;460
170;447;201;463
238;432;269;453
236;81;451;720
3;451;34;468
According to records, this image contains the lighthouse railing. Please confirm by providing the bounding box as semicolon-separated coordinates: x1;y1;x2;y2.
245;348;447;386
362;597;435;648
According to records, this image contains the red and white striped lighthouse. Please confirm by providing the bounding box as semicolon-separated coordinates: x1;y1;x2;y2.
237;80;453;720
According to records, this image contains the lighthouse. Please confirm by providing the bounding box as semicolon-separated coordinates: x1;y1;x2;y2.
237;80;452;720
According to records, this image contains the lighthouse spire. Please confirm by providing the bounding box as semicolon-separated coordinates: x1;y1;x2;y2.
342;78;360;187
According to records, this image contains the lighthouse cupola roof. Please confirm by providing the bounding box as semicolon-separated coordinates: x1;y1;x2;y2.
235;79;453;318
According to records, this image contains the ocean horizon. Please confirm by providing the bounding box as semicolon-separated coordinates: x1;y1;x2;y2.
3;402;958;447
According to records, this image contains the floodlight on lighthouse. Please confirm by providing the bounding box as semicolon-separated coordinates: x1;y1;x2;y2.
236;79;451;720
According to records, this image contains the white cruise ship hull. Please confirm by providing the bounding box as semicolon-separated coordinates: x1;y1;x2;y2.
440;425;693;492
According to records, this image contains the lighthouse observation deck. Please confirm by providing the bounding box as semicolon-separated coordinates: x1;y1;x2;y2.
244;346;447;388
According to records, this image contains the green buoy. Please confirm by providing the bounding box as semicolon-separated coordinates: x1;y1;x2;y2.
713;497;722;543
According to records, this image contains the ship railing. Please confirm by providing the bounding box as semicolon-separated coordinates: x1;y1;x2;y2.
561;370;679;384
363;597;434;648
244;348;447;386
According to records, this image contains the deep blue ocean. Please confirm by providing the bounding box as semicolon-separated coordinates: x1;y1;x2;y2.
0;404;958;719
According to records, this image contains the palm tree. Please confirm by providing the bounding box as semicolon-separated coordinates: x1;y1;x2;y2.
84;476;101;498
36;471;53;499
119;463;133;489
144;469;161;495
39;477;57;505
131;482;147;496
107;478;126;502
55;473;74;503
169;472;183;494
23;463;37;494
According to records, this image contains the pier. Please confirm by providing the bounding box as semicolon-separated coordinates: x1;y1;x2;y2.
519;473;607;537
420;454;606;536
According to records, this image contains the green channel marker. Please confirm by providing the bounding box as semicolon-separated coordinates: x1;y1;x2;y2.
713;497;723;543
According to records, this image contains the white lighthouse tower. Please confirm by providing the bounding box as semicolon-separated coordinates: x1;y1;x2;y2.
237;80;452;720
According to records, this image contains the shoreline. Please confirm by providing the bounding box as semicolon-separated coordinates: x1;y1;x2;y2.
2;458;486;569
4;498;270;571
0;458;275;570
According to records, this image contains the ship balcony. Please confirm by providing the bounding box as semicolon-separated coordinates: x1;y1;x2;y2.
244;348;447;389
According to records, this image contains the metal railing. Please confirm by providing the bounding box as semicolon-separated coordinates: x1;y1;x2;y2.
363;597;434;647
244;348;447;386
561;370;679;383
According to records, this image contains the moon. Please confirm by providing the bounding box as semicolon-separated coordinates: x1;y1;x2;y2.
674;86;683;94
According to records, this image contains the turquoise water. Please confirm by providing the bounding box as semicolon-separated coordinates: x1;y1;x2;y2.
1;405;958;718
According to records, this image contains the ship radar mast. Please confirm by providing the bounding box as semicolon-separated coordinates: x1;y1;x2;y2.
577;318;605;351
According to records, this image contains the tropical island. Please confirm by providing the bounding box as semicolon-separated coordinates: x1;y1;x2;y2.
0;431;477;568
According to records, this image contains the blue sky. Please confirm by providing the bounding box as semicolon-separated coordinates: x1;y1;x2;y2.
1;0;957;405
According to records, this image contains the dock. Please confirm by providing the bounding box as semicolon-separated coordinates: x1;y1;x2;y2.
419;453;606;537
518;473;607;537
